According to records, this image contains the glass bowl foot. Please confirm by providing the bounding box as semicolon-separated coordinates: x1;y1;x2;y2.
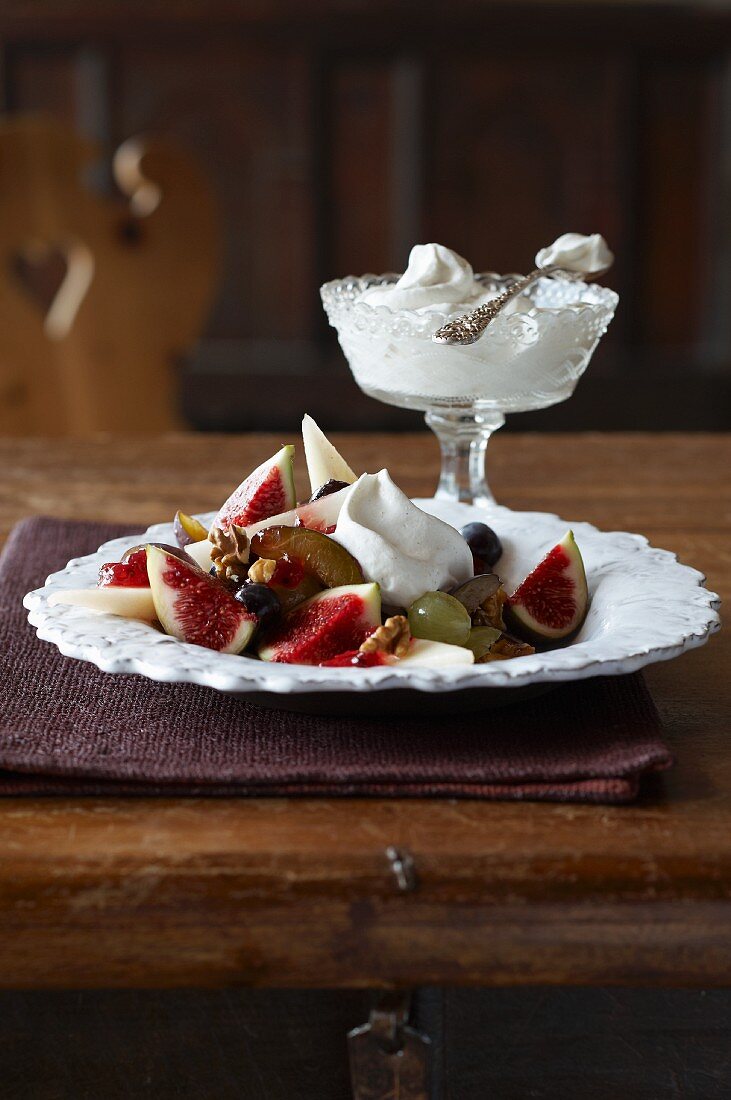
425;407;505;507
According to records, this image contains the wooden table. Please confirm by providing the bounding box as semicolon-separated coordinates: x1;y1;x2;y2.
0;432;728;991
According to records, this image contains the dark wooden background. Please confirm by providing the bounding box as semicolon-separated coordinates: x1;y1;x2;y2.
2;0;730;431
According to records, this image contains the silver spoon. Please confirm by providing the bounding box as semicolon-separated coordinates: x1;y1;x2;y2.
432;263;611;346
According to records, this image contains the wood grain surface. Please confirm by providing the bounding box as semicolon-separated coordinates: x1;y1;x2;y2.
0;431;728;990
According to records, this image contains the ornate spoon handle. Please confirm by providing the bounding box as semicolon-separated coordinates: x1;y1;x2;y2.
432;265;569;346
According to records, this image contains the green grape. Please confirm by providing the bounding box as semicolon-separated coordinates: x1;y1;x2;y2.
408;591;472;646
465;626;501;660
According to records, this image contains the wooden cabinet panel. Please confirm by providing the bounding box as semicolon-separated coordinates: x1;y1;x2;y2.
638;58;716;348
119;45;315;340
329;60;392;277
426;53;626;350
5;46;78;119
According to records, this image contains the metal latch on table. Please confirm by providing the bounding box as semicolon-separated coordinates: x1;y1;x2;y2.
348;992;432;1100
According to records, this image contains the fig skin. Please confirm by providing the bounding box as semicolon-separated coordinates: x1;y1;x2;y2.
122;542;192;564
504;603;588;650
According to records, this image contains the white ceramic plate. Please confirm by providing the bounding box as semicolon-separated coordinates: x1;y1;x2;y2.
24;501;720;703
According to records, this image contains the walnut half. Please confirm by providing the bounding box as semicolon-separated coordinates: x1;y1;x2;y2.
209;524;250;581
473;586;508;631
477;635;535;663
248;558;277;585
359;615;411;659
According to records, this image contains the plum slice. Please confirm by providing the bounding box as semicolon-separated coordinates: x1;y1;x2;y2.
122;541;203;572
269;572;322;614
174;511;208;547
250;525;364;589
258;582;381;665
146;545;257;653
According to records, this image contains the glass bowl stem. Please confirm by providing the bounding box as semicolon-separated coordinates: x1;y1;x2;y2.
425;407;505;506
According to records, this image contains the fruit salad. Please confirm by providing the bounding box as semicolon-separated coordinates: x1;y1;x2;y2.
52;416;589;668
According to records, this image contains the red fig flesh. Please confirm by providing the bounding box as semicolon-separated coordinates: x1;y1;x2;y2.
146;545;257;653
506;530;588;643
214;444;296;530
258;582;381;665
99;548;150;588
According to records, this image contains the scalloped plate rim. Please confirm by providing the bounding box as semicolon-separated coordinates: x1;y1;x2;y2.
23;500;721;696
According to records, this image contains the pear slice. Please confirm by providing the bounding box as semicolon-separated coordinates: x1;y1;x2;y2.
186;538;215;571
244;484;351;540
49;587;156;622
398;638;474;667
302;414;357;495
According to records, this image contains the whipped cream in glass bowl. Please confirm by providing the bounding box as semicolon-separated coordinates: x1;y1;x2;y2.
321;239;618;506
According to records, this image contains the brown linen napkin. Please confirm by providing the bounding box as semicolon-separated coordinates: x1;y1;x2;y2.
1;517;673;802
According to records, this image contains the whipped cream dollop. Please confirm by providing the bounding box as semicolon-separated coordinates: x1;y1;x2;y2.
333;470;473;607
535;233;613;275
359;243;485;314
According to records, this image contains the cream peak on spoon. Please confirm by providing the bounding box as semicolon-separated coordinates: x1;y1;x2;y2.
432;233;614;347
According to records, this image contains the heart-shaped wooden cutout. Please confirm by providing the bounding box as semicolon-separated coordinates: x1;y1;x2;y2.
11;238;93;338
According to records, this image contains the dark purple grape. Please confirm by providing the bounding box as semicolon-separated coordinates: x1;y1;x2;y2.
460;522;502;568
309;479;349;502
234;582;281;622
